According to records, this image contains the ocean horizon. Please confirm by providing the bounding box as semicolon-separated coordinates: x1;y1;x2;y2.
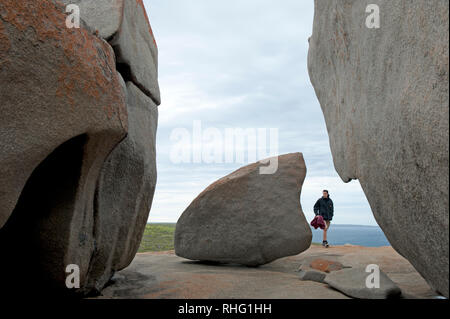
149;222;391;247
311;224;390;247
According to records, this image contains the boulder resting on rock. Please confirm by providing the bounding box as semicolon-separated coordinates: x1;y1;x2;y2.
175;153;312;266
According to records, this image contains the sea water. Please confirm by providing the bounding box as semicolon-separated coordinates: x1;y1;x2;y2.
311;224;390;247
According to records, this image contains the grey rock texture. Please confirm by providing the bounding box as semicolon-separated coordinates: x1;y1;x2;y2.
0;0;159;296
60;0;124;39
308;0;449;297
88;81;158;292
298;269;326;284
324;267;402;299
175;153;312;266
109;0;160;104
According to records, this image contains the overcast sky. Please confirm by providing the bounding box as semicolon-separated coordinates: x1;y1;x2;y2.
143;0;378;226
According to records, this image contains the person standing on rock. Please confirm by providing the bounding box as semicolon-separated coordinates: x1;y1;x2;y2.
313;190;334;248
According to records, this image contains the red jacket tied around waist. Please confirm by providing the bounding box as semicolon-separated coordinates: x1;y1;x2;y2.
310;215;326;229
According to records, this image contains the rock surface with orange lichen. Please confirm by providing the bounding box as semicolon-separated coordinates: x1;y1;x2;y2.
60;0;160;104
0;0;159;296
309;259;344;273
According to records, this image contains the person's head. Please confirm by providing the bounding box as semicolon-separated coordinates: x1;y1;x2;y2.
322;190;329;198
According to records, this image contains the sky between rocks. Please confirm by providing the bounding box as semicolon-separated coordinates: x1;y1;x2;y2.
143;0;378;226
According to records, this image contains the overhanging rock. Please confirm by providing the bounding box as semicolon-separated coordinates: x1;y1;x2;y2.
308;0;449;297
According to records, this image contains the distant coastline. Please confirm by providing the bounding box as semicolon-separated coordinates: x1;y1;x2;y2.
146;222;391;249
310;224;390;247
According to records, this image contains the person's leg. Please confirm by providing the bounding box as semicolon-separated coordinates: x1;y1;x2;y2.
323;221;330;246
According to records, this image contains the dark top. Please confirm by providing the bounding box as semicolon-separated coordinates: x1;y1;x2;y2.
313;197;334;221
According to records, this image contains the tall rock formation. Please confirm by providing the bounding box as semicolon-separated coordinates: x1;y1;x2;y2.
308;0;448;297
0;0;159;296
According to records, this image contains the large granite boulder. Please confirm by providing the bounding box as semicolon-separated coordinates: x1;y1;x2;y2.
175;153;312;266
308;0;449;297
0;0;159;296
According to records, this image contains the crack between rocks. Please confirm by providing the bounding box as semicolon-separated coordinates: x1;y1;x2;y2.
116;60;159;105
107;33;159;105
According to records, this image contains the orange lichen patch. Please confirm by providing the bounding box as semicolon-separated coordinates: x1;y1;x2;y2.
0;0;127;126
309;259;344;273
135;0;157;48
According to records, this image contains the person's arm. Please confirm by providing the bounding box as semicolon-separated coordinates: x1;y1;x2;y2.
313;199;320;215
